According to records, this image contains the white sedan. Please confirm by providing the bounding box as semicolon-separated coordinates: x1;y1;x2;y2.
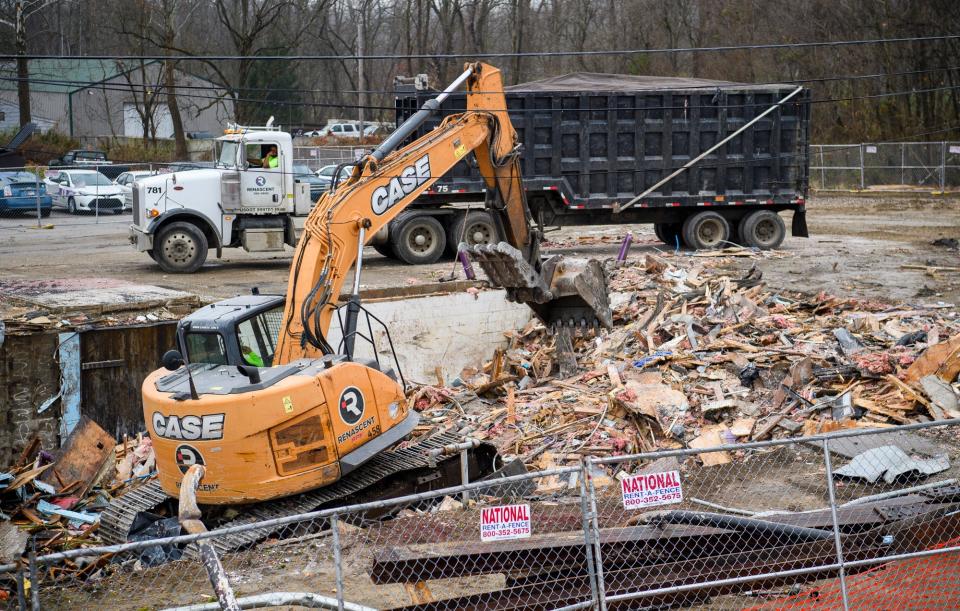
114;170;158;211
45;170;127;214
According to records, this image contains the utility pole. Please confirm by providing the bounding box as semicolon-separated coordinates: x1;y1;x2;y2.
15;0;31;127
356;1;366;138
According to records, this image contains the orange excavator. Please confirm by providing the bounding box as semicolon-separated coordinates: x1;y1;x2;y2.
101;63;611;546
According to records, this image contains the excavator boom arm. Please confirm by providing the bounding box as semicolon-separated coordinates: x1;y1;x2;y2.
275;63;611;365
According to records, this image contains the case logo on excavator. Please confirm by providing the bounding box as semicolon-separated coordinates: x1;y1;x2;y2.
371;155;431;215
338;387;365;425
152;412;225;440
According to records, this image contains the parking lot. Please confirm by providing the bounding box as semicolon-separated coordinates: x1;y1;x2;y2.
1;192;959;305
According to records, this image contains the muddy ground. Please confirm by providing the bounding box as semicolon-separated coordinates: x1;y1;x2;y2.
1;192;959;307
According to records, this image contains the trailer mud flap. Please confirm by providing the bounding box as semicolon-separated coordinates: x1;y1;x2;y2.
792;208;809;237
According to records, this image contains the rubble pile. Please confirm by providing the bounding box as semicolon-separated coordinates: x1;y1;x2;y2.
409;249;960;474
0;421;156;564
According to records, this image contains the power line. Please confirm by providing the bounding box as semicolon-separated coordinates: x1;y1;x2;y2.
0;64;956;97
0;34;957;62
0;77;955;115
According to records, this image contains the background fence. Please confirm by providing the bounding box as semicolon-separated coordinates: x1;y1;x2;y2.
2;419;959;610
811;141;960;191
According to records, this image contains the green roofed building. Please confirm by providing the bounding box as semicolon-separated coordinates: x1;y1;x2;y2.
0;59;233;140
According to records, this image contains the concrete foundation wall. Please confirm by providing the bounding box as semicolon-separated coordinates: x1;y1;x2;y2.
328;289;532;384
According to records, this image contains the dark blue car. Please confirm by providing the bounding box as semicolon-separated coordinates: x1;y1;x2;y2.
0;171;51;217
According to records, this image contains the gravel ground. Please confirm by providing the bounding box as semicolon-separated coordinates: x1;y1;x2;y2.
1;192;959;306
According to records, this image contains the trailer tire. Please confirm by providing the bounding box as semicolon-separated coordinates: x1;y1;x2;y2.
739;210;786;250
682;211;730;250
372;242;396;259
391;214;447;265
653;223;682;248
447;210;499;253
155;221;208;273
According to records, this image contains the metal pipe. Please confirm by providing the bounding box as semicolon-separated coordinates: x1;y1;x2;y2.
689;497;757;516
426;438;480;457
351;225;366;295
331;514;344;611
370;66;474;162
458;248;477;280
618;86;804;212
822;439;850;611
460;448;470;507
841;478;957;507
161;591;377;611
585;456;608;611
616;232;633;264
642;510;835;541
578;458;600;609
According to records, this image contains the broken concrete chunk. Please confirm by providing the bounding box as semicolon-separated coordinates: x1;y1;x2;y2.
919;375;960;419
834;445;950;484
616;381;688;430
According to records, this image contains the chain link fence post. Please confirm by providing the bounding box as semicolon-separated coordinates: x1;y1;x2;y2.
577;459;600;608
584;456;607;610
822;438;850;611
331;512;345;611
15;561;27;611
28;548;38;611
941;141;947;192
34;171;41;228
860;142;867;191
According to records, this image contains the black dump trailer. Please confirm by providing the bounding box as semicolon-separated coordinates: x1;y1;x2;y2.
378;72;810;264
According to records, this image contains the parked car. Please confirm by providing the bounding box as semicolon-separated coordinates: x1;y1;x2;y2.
45;170;126;214
315;164;353;190
293;164;325;200
47;149;127;179
114;170;158;212
0;171;51;217
323;123;362;139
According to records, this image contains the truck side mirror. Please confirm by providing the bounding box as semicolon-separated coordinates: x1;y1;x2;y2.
162;349;185;371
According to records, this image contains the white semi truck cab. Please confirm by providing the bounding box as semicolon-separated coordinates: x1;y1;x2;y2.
129;122;320;273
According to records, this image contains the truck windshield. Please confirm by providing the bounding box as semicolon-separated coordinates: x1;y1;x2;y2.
216;141;240;168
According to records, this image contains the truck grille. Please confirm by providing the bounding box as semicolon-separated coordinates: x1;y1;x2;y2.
133;189;141;224
91;198;122;211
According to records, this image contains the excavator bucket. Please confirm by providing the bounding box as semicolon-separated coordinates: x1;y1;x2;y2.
465;242;613;330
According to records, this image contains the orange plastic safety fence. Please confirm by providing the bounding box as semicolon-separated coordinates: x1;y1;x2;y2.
743;539;960;610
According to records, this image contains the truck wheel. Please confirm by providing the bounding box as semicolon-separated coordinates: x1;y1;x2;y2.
653;223;682;247
448;210;499;253
682;211;730;250
739;210;786;250
391;214;446;265
155;221;208;273
372;242;396;259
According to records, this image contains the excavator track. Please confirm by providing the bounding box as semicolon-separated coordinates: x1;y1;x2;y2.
101;432;498;555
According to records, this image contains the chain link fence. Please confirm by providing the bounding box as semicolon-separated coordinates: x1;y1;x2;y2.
2;419;959;610
811;141;960;192
293;145;367;173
